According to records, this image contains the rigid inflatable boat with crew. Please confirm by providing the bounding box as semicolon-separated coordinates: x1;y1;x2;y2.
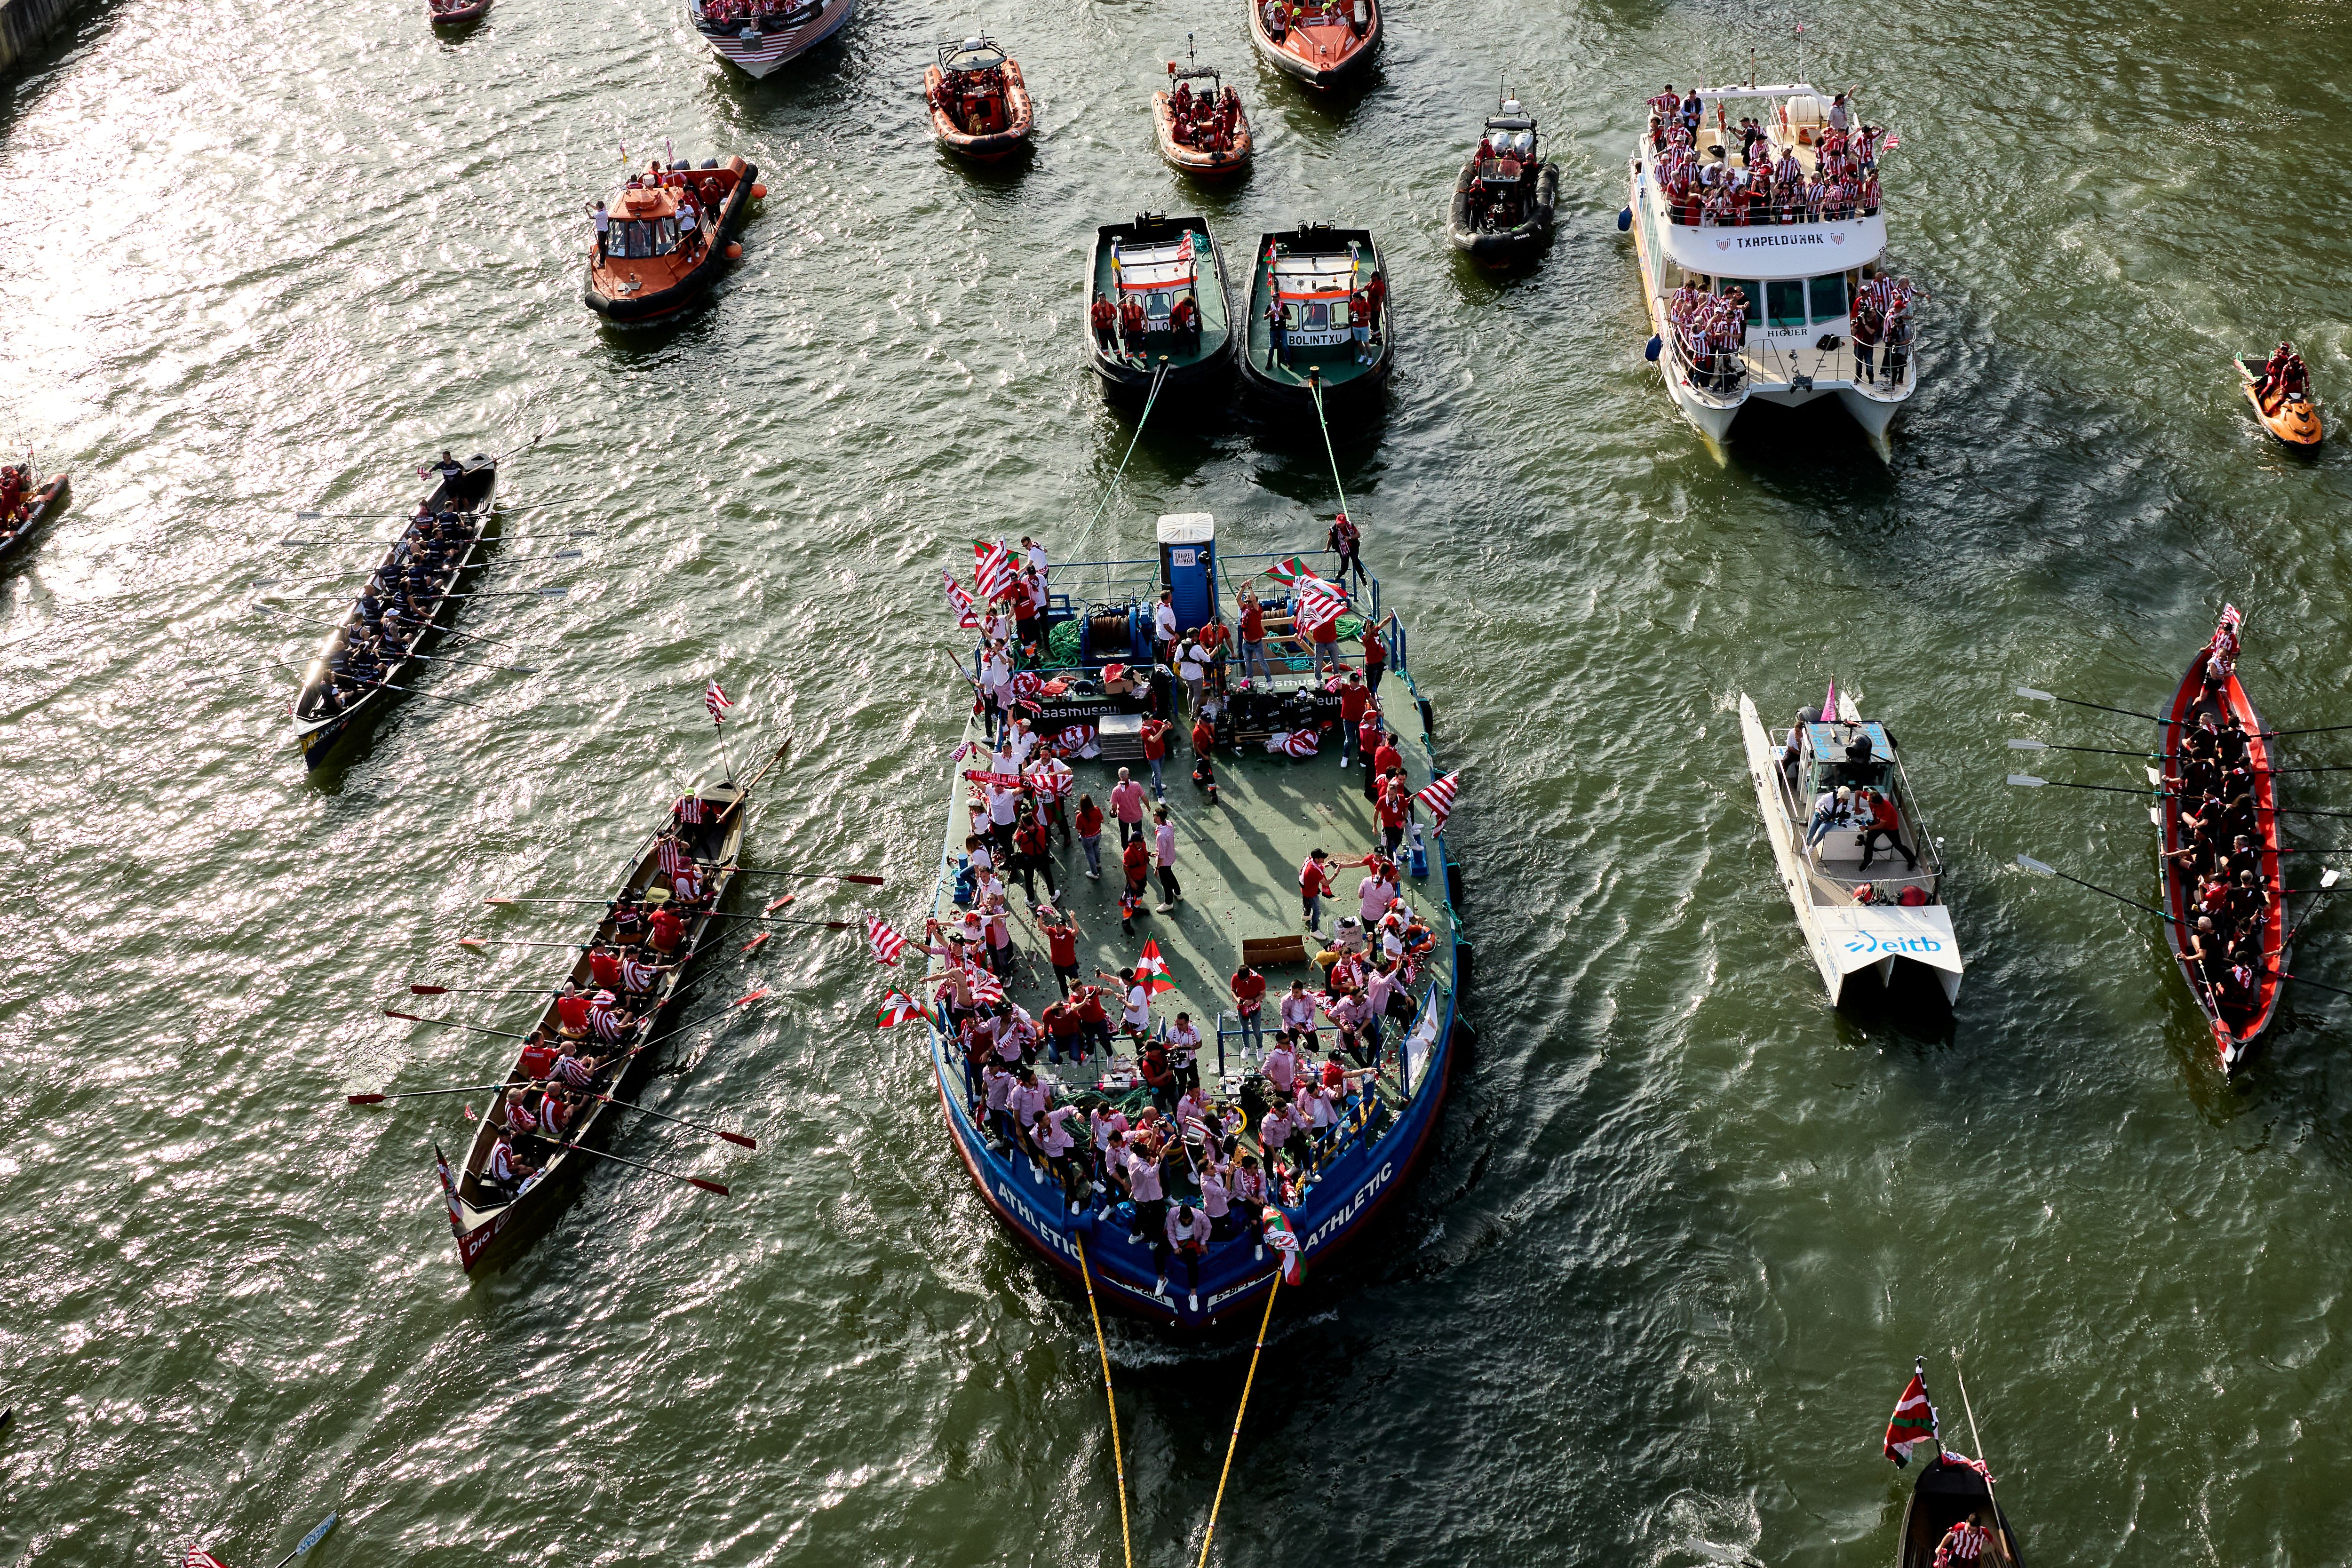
920;513;1471;1329
687;0;854;77
1446;96;1559;264
1085;214;1234;402
1248;0;1376;90
925;36;1034;162
1239;223;1391;405
1739;683;1963;1007
583;157;763;323
1152;48;1251;178
1625;79;1919;447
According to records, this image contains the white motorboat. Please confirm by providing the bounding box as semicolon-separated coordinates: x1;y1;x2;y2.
1623;82;1920;446
687;0;853;77
1739;687;1963;1005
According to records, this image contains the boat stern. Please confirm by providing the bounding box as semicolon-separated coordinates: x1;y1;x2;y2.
1813;905;1963;1005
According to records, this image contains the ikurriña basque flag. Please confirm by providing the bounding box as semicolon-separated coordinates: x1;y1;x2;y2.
1883;1359;1939;1466
1261;1208;1303;1283
874;990;922;1028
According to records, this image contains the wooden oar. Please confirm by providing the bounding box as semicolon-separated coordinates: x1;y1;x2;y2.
437;585;572;600
709;863;887;886
583;1091;755;1149
185;661;310;685
691;909;851;930
604;988;770;1071
457;936;591;950
251;605;536;669
385;1006;534;1042
2006;773;2173;799
278;530;591;547
547;1137;729;1196
333;674;488;710
2015;739;2352;775
347;1080;519;1104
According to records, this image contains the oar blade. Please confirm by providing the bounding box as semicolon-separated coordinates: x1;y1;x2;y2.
2005;738;2046;751
734;987;771;1006
740;933;771;955
720;1130;758;1150
2006;773;2047;788
689;1178;731;1196
346;1093;388;1105
2017;686;2055;702
842;874;887;886
763;895;795;914
409;984;448;995
2324;868;2344;890
484;896;516;907
294;1511;338;1556
384;1009;423;1022
2016;854;2056;876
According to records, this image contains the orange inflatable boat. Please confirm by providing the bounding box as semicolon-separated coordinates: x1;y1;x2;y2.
1248;0;1377;90
925;37;1034;161
2237;355;2322;447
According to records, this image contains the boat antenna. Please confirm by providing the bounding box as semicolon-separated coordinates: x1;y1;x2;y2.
1949;1351;2007;1549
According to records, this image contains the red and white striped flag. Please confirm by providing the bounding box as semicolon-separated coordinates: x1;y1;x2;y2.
1414;771;1461;829
1294;576;1348;637
875;990;922;1027
1279;729;1319;758
1883;1363;1939;1466
1136;938;1175;994
964;963;1006;1004
704;679;732;725
185;1551;232;1568
973;539;1015;602
434;1143;464;1238
867;915;908;966
1262;1208;1303;1283
1880;129;1900;152
942;569;980;629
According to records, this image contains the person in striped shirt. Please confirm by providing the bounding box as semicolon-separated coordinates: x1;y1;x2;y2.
1931;1516;1992;1567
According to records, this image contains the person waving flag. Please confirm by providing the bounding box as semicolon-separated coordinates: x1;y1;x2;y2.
1266;556;1315;588
973;539;1016;602
1414;771;1461;830
1294;575;1348;639
1883;1358;1939;1466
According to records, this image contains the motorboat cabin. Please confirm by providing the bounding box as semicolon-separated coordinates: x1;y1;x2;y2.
1239;223;1391;403
1248;0;1377;88
925;36;1034;160
1086;214;1234;398
1624;82;1919;446
687;0;855;77
1446;97;1560;262
582;157;762;322
1739;689;1963;1006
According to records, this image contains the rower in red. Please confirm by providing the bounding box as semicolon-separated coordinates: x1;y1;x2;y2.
1931;1515;1992;1567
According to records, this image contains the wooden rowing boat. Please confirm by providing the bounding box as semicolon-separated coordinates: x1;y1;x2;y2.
2236;355;2322;447
583;158;763;323
428;0;491;24
925;37;1034;161
2157;609;2286;1074
1247;0;1376;89
440;751;779;1272
0;472;69;573
1896;1452;2024;1567
287;457;498;772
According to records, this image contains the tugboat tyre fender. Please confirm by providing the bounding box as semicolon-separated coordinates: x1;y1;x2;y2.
700;158;720;169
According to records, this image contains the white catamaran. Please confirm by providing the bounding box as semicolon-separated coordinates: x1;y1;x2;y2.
1739;686;1963;1006
1624;82;1919;446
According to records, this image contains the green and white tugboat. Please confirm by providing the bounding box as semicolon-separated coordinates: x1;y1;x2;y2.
1084;212;1235;404
905;515;1472;1330
1239;222;1392;406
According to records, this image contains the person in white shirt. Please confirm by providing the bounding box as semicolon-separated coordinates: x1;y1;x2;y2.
1003;715;1039;770
1804;784;1851;847
1153;590;1179;666
1166;1011;1202;1090
1257;1101;1300;1173
1358;868;1397;925
1278;982;1317;1038
1021;534;1050;585
587;200;610;260
1176;637;1208;712
677;198;699;252
1152;808;1182;911
1164;1201;1213;1308
1125;1141;1168;1266
1195;1157;1233;1239
1038;1103;1082;1211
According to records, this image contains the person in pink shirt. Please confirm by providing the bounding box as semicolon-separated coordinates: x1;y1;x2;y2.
1109;766;1148;847
1152;805;1182;911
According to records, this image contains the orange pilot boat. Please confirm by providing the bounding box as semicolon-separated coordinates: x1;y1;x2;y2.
582;156;763;324
2237;347;2322;448
1248;0;1376;90
925;36;1034;162
1152;52;1251;178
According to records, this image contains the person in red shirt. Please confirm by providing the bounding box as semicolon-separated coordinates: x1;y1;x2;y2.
1120;836;1152;936
554;985;591;1041
1073;982;1113;1058
1300;848;1336;935
1038;905;1082;997
1231;962;1267;1049
1190;712;1220;801
647;898;686;957
1337;670;1371;764
1141;716;1172;800
1042;997;1089;1064
1858;788;1917;872
1237;588;1270;682
1074;791;1105;880
1376;773;1411;858
1194;616;1231;695
585;940;623;992
1089;292;1117;352
1360;608;1392;695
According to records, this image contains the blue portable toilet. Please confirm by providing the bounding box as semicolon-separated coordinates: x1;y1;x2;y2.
1157;513;1220;634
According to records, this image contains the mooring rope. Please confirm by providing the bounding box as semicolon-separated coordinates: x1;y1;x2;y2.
1305;376;1353;527
1082;358;1170;540
1193;1273;1281;1568
1074;1235;1135;1568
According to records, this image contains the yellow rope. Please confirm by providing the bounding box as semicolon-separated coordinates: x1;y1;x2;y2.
1075;1235;1135;1568
1194;1271;1281;1568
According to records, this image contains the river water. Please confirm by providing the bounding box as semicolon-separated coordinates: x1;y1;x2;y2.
4;0;2352;1561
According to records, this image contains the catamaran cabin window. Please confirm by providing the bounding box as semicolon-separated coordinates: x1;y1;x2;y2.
1722;279;1762;324
1808;272;1849;323
1766;279;1806;329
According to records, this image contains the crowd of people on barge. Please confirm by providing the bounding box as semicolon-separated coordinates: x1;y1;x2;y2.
922;530;1438;1303
477;805;725;1201
2164;639;2279;1019
1660;268;1916;390
1165;74;1243;155
302;453;481;723
1645;83;1886;227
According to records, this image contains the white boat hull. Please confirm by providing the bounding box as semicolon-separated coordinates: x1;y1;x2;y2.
1739;692;1963;1006
691;0;852;76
